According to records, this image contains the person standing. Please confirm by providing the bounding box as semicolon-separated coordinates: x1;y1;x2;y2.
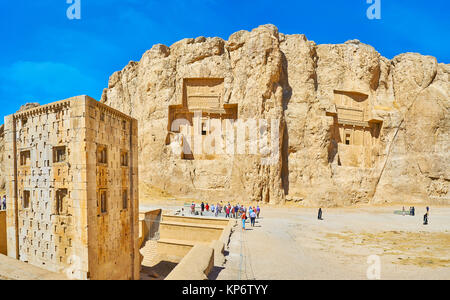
250;210;257;227
201;202;205;215
2;195;6;210
225;205;230;218
241;211;247;230
256;205;260;218
191;202;195;215
318;208;323;220
205;203;209;212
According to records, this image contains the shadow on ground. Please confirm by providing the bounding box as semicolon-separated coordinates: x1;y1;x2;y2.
140;261;177;280
208;266;225;280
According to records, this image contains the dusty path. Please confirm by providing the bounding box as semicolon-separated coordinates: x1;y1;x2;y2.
140;201;449;280
216;206;450;280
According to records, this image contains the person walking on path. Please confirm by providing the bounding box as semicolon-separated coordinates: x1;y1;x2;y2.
241;211;247;230
225;205;230;218
205;203;209;212
424;206;430;225
201;202;205;214
190;202;195;215
318;208;323;220
250;210;257;227
2;195;6;210
256;205;260;218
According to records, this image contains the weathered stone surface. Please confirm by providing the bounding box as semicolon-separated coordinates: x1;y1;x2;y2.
102;24;286;205
3;96;140;279
99;24;449;206
1;104;40;192
17;103;40;113
2;25;448;207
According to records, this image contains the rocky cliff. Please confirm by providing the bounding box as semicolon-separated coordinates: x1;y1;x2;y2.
3;25;448;206
100;24;449;206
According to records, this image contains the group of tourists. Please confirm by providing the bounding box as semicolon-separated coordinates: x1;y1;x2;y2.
1;195;6;210
399;205;430;225
401;206;416;216
189;201;261;230
239;205;260;230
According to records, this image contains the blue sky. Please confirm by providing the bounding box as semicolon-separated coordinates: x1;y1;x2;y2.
0;0;449;118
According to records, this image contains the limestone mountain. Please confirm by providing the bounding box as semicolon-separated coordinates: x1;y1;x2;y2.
100;24;449;206
3;25;449;206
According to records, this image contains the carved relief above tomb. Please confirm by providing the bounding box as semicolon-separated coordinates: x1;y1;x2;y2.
184;78;224;110
167;78;238;160
327;90;382;168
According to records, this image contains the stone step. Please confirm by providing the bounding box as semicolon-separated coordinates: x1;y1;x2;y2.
159;221;225;243
156;238;210;263
162;214;230;226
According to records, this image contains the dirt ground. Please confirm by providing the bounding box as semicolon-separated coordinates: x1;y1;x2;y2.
216;205;450;280
141;198;449;280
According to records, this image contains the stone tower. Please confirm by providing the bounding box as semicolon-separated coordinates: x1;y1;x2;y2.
4;95;139;280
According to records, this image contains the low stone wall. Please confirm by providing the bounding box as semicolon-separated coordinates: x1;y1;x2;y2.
162;214;230;226
159;221;225;243
162;217;236;279
213;219;235;266
139;209;162;247
219;220;233;246
157;239;199;263
0;254;68;280
165;244;214;280
156;214;233;263
0;211;6;255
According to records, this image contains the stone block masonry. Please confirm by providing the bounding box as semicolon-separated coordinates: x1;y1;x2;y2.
4;95;139;280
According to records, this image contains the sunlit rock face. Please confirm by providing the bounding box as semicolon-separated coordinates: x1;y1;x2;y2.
3;25;446;207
